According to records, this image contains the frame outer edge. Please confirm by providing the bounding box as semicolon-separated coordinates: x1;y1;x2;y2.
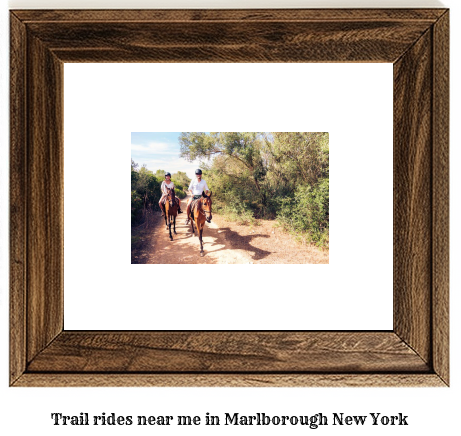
9;9;450;388
12;373;447;388
9;8;448;23
432;10;449;386
9;12;27;386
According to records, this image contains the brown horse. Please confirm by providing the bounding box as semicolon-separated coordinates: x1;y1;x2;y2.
189;190;212;256
164;187;178;241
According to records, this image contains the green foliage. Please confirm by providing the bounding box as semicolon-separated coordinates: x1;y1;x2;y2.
180;132;266;193
180;132;329;247
207;173;256;224
132;161;192;226
172;170;191;187
174;188;185;199
131;161;161;225
155;169;166;180
276;177;329;247
171;181;186;199
171;171;190;199
265;132;329;190
132;131;329;247
131;159;139;190
179;132;218;161
131;190;142;222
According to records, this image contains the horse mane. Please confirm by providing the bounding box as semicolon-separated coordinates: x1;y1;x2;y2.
165;187;177;212
191;197;202;212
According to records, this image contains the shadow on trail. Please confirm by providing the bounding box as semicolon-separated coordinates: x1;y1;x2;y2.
217;226;272;261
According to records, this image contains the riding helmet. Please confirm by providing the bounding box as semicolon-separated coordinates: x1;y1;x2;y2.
195;169;202;175
165;172;171;177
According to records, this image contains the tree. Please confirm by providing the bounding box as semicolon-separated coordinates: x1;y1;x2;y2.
131;161;161;225
131;159;139;190
263;133;329;246
172;171;191;188
179;132;266;192
154;169;166;181
137;132;330;246
264;132;329;191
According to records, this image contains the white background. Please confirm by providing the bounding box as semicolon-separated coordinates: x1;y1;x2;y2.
63;63;392;331
1;0;459;435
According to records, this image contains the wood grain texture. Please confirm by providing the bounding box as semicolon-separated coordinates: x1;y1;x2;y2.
393;29;433;364
26;34;64;361
9;13;27;385
27;332;429;373
12;9;447;22
27;21;432;63
9;9;449;387
432;11;449;385
13;374;446;388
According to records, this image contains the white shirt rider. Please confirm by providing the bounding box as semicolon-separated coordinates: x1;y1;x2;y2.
185;170;209;224
188;179;209;196
161;180;175;194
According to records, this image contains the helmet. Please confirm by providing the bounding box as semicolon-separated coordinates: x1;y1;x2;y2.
165;172;171;177
195;169;202;175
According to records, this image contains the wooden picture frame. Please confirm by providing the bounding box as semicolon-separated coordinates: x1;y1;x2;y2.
10;9;449;387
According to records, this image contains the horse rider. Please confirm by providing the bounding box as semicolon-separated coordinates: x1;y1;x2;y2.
159;172;183;215
185;169;210;224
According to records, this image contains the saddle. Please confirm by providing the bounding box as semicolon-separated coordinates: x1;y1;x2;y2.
162;195;179;206
189;198;202;221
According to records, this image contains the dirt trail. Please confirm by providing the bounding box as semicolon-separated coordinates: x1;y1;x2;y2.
137;197;252;264
132;196;329;265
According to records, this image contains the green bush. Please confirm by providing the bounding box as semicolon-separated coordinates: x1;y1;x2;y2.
218;199;256;225
170;178;187;199
178;132;329;246
131;162;162;225
206;179;256;225
175;187;186;199
131;190;143;224
276;177;329;247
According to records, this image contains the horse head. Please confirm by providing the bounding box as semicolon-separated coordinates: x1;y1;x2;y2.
201;190;212;223
167;187;176;206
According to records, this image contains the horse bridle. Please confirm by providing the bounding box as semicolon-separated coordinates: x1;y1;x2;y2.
200;199;212;219
167;189;176;207
200;209;211;218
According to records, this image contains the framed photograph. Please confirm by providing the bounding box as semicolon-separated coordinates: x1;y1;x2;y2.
128;131;330;265
10;9;449;386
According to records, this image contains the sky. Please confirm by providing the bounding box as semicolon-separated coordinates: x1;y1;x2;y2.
131;132;202;179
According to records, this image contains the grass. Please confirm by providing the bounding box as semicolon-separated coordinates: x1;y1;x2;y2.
274;219;329;249
214;201;258;226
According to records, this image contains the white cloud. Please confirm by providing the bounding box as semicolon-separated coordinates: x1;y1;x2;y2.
131;138;205;178
131;141;175;153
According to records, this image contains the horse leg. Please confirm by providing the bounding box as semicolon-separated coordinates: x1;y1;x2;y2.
164;208;168;229
199;226;204;256
168;217;173;241
190;214;195;236
173;215;177;235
